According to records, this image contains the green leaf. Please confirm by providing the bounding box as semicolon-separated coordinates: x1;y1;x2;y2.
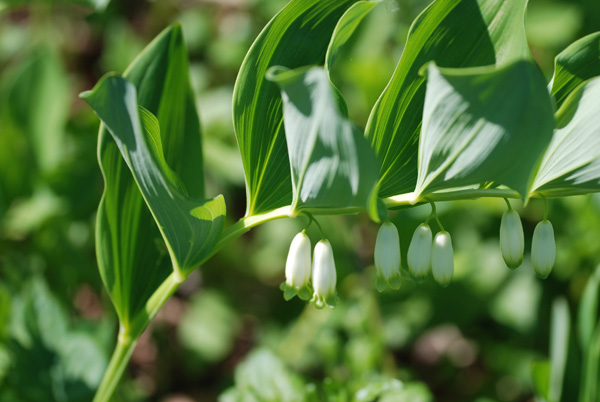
551;32;600;109
219;348;307;402
549;297;570;402
365;0;531;198
267;66;379;217
531;360;551;401
87;25;214;332
82;74;225;281
578;265;600;352
233;0;359;216
325;1;378;74
413;61;554;199
531;76;600;196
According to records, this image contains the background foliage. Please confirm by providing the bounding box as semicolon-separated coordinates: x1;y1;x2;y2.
0;0;599;400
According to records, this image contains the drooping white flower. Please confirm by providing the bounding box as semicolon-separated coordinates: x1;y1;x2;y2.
408;223;432;283
532;220;555;279
374;221;401;291
500;209;524;269
280;231;312;300
311;239;337;309
432;231;454;287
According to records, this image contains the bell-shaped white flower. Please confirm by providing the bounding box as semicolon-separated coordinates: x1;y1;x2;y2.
532;220;555;279
311;239;337;309
408;223;432;283
374;221;401;291
500;209;524;269
280;231;312;300
432;231;454;287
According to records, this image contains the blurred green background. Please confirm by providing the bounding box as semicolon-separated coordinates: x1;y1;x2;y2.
0;0;599;401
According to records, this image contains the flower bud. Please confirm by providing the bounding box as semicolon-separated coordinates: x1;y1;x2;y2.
280;231;312;300
531;220;555;279
311;239;337;309
500;209;524;269
432;231;454;287
408;223;432;283
374;221;401;291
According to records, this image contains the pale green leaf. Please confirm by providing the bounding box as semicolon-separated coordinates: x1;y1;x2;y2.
267;66;379;217
531;76;600;196
549;298;570;402
578;265;600;352
233;0;359;216
82;74;225;280
414;61;554;199
365;0;531;198
550;32;600;109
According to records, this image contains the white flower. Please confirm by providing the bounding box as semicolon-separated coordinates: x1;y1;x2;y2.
374;221;401;291
311;239;337;309
280;231;312;300
532;220;555;279
408;223;432;283
432;231;454;287
500;209;524;269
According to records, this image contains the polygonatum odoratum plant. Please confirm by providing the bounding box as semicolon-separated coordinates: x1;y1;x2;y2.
81;0;600;399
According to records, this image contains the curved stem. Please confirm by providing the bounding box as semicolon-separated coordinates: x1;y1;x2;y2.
93;330;137;402
504;198;512;210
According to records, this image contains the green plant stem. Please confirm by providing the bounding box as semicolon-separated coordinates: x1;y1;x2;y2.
93;332;137;402
94;272;183;401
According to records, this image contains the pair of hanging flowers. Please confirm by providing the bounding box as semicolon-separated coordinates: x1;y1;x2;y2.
280;229;338;309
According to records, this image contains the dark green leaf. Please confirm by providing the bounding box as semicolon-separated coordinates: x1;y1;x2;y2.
87;25;212;332
233;0;359;216
414;61;554;199
365;0;531;197
82;74;225;281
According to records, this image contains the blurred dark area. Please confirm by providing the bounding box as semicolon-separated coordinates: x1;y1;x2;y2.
0;0;599;401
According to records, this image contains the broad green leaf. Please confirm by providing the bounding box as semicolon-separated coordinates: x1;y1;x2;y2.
267;67;379;217
90;25;208;331
365;0;530;198
414;61;554;199
82;74;225;282
578;265;600;352
550;32;600;109
325;1;378;74
531;360;551;401
531;76;600;196
233;0;359;216
549;298;570;402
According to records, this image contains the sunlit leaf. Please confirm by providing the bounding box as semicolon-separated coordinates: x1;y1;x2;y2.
531;76;600;196
365;0;530;198
233;0;359;216
82;74;225;283
88;25;209;332
267;66;379;217
414;61;554;199
550;32;600;109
